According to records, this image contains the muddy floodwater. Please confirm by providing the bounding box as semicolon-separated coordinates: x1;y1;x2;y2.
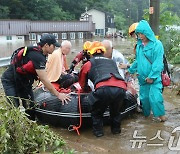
50;87;180;154
0;38;180;153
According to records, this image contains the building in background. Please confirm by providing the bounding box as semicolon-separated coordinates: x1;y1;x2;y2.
0;18;95;43
80;8;116;36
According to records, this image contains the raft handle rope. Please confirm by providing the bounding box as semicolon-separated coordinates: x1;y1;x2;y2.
68;90;82;135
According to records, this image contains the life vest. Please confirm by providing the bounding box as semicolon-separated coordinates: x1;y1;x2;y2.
11;46;42;75
88;55;124;86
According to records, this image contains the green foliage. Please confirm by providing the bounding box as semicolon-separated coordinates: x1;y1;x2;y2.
0;0;75;20
0;6;10;19
114;14;126;30
158;1;180;64
142;1;180;64
0;67;7;74
169;47;180;64
160;29;180;64
142;8;149;21
0;0;179;31
128;56;136;64
0;97;70;154
161;0;180;17
159;2;180;26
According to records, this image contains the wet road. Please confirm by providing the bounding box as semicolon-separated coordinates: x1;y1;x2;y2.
51;88;180;154
0;38;180;153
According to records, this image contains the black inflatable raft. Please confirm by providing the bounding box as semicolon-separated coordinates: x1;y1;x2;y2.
34;87;137;128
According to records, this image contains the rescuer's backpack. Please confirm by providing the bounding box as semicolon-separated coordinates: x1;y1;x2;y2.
11;46;27;65
11;46;40;66
10;46;40;74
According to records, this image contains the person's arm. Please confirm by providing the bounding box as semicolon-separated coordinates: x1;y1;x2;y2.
119;63;130;69
78;61;91;91
119;60;137;74
128;60;137;74
147;41;164;80
63;55;69;71
36;69;71;105
69;51;84;73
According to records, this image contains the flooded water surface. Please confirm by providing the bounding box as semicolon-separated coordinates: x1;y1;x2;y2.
51;88;180;154
0;38;180;154
0;37;132;58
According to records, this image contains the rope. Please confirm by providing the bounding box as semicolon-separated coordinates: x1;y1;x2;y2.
68;90;82;135
0;94;38;109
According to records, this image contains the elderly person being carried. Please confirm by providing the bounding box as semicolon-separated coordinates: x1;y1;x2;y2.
46;40;78;89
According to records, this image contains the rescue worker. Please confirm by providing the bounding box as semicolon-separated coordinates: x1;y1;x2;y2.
1;34;71;120
68;41;92;73
129;22;139;37
129;22;139;54
120;22;143;112
78;41;127;137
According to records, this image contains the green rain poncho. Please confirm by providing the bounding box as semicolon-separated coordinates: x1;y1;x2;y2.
128;20;165;117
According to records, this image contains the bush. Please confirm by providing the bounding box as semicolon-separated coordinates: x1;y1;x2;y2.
160;29;180;64
0;97;72;154
170;47;180;64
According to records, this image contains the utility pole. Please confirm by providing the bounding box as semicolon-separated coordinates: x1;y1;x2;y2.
149;0;160;37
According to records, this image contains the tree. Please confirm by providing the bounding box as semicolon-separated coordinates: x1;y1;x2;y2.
0;6;9;19
0;0;74;20
143;1;180;63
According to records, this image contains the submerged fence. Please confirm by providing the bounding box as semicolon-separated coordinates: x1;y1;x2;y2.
0;57;11;67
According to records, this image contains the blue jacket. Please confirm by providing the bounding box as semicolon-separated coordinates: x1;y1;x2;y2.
128;20;164;85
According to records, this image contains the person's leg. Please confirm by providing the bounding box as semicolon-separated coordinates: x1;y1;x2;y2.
91;101;107;137
20;88;34;108
109;87;126;134
19;87;35;120
90;88;107;137
149;83;166;121
57;74;78;88
1;77;20;107
139;84;151;117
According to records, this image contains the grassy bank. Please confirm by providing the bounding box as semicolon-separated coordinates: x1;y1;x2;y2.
0;97;74;154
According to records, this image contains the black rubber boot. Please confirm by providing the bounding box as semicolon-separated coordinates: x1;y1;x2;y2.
111;116;121;135
92;116;104;137
93;130;104;137
111;127;121;134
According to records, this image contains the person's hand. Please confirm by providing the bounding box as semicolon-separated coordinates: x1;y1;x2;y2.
145;78;153;84
67;68;73;74
62;71;68;75
125;71;130;76
57;93;71;105
119;63;129;69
